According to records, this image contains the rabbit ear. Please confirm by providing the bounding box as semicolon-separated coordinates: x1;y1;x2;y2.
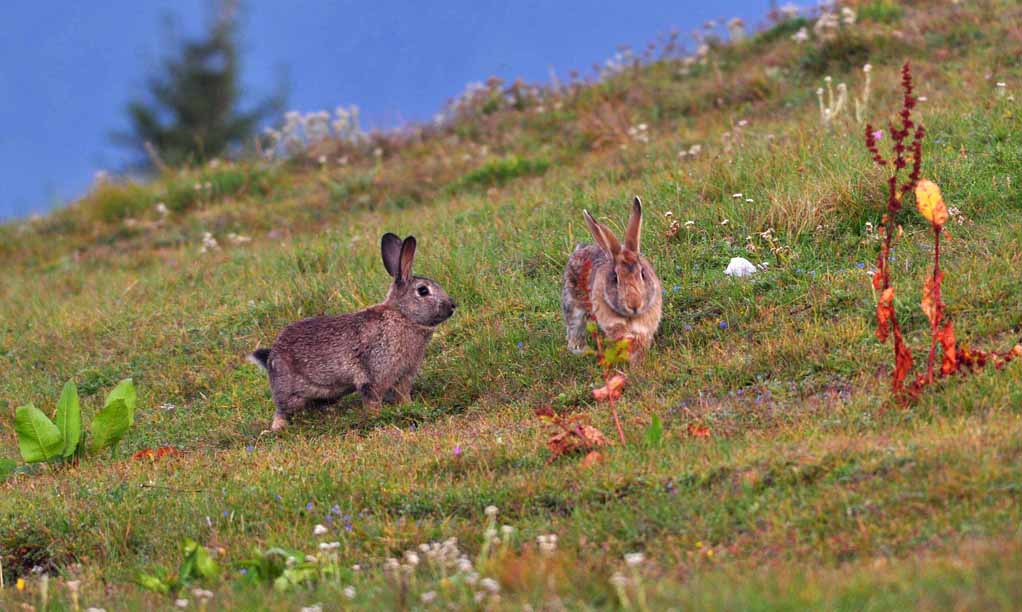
398;236;417;283
625;196;643;253
381;233;403;278
583;210;621;256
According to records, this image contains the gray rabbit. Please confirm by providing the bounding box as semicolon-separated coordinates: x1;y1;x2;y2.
250;233;456;431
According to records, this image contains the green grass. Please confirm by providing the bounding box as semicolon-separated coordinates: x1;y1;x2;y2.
2;1;1022;609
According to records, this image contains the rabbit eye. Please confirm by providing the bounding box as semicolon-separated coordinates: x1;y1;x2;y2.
417;286;430;297
641;268;647;280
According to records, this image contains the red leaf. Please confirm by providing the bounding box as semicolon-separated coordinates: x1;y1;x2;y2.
536;407;611;462
592;373;627;402
892;327;914;393
687;423;711;438
132;446;184;462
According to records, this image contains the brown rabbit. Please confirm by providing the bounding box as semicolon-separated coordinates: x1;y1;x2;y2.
250;233;456;431
562;196;662;360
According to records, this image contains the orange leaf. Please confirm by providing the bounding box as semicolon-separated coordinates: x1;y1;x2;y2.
920;273;942;326
915;179;949;226
592;373;627;402
580;451;603;468
876;287;895;342
687;423;711;438
936;321;958;376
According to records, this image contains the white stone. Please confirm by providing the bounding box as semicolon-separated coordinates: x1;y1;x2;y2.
725;257;758;278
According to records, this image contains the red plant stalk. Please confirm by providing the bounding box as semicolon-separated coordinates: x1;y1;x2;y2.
589;323;627;444
865;62;925;397
576;256;627;444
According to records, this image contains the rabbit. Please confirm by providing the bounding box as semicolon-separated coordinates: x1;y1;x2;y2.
249;233;456;431
562;196;662;361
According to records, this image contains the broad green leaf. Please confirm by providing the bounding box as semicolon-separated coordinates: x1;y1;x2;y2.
137;573;170;594
645;414;664;447
54;380;81;458
90;398;131;453
179;540;198;582
14;404;64;463
104;378;137;426
0;458;17;481
194;545;219;579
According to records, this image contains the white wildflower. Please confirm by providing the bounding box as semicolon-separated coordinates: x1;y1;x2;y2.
726;17;746;41
420;591;437;604
485;505;498;518
343;586;357;599
624;552;645;567
200;232;219;253
174;599;189;608
791;26;809;43
313;524;328;536
480;577;501;593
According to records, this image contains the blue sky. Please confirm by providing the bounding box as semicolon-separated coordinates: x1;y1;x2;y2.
0;0;767;220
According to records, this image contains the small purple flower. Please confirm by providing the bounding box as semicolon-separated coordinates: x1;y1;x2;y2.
871;129;884;141
245;444;254;453
855;262;865;269
306;502;314;511
684;324;693;332
719;321;729;330
672;284;681;292
275;494;283;502
345;524;353;532
331;505;341;515
453;445;462;457
222;510;230;517
516;341;524;350
239;568;248;576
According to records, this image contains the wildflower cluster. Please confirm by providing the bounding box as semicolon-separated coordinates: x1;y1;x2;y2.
814;5;856;40
609;551;648;610
817;64;871;128
263;106;366;160
381;505;509;607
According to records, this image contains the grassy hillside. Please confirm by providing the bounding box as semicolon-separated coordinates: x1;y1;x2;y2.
3;1;1022;609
